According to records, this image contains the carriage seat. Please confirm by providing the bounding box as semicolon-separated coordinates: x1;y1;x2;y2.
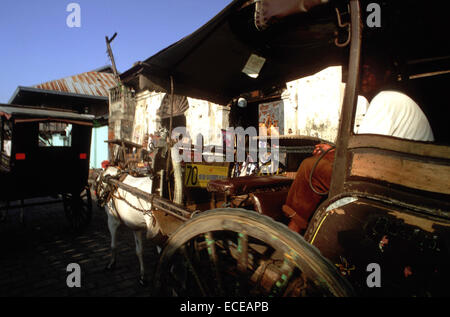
250;190;290;224
206;175;293;196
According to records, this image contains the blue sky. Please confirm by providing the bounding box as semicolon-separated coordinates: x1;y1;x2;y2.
0;0;233;103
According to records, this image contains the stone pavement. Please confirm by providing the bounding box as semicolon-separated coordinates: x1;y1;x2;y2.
0;195;160;297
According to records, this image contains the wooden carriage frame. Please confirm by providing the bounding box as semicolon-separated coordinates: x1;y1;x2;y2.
101;0;450;297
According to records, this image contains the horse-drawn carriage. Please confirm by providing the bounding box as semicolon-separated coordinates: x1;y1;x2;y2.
0;104;94;229
96;0;450;297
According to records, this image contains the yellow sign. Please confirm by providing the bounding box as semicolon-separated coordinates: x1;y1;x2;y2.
185;164;229;188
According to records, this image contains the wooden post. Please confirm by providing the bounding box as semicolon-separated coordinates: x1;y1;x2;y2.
169;75;174;136
329;0;361;197
105;33;120;83
165;76;175;201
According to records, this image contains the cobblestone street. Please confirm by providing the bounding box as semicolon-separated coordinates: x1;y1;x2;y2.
0;194;160;297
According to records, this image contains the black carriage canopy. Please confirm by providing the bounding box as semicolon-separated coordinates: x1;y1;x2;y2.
0;104;94;126
119;0;450;106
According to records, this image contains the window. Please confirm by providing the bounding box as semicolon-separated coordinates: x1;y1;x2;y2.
1;118;12;168
38;122;72;147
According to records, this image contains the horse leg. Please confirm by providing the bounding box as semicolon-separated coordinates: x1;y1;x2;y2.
105;207;120;270
133;230;146;286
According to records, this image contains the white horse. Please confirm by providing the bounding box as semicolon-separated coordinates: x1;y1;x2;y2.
96;166;163;285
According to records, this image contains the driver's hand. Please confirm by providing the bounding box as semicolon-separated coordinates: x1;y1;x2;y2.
313;143;335;156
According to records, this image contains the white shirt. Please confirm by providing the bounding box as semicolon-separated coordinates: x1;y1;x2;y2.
358;91;434;142
354;95;369;134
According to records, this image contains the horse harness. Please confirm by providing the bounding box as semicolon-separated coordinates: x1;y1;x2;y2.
97;170;156;226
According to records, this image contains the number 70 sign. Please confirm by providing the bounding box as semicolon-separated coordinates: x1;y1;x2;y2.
184;164;229;188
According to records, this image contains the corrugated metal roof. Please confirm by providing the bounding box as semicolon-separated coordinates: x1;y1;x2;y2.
32;71;118;97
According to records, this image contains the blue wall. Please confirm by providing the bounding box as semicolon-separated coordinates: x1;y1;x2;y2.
90;125;108;169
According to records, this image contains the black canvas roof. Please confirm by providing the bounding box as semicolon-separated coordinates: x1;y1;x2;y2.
120;0;343;105
120;0;450;105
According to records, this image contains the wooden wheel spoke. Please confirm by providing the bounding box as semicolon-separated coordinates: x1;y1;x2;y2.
167;269;188;296
204;232;225;296
64;189;92;230
80;200;90;209
180;245;208;296
236;232;249;296
237;232;248;273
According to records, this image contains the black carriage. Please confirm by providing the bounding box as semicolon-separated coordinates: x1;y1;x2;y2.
0;104;94;229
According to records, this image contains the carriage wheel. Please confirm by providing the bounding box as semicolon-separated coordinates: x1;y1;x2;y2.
155;209;354;297
63;186;92;231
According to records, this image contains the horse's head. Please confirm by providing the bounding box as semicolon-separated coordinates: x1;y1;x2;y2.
95;166;119;207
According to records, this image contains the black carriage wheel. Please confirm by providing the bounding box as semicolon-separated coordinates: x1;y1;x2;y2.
63;186;92;231
155;209;354;297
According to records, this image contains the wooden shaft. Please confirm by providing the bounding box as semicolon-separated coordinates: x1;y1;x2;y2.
105;177;190;221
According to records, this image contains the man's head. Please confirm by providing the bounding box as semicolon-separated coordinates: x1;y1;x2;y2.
361;64;378;95
360;54;393;99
